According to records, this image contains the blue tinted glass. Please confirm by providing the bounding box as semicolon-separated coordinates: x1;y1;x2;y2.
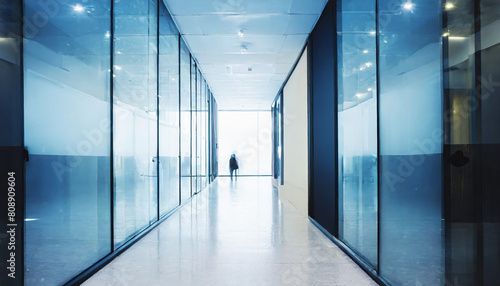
191;58;197;194
378;1;444;284
159;6;180;215
337;0;378;267
113;0;158;246
180;39;192;203
24;0;112;284
479;1;500;284
0;0;22;146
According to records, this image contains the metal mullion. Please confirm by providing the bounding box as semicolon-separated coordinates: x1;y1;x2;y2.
110;0;115;252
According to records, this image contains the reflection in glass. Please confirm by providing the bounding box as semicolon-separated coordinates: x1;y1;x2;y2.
113;0;158;246
271;95;284;183
159;6;180;215
443;1;477;284
337;0;378;267
24;0;112;284
378;1;444;285
180;39;192;203
479;2;500;285
191;59;198;195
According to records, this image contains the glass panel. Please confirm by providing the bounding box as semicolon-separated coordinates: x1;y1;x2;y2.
196;69;203;191
24;0;111;284
479;1;500;285
277;95;283;184
159;5;180;215
180;39;191;203
258;111;272;175
337;0;378;267
443;0;477;284
191;59;197;195
200;79;207;188
378;1;444;284
0;0;22;146
113;0;158;247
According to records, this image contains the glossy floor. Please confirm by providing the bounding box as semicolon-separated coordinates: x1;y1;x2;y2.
83;177;377;286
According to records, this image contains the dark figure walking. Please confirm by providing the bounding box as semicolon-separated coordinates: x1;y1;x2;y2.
229;154;239;181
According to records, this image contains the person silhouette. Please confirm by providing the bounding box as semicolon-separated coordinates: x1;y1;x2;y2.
229;154;239;181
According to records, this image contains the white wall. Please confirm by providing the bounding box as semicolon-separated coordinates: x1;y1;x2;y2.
278;48;308;217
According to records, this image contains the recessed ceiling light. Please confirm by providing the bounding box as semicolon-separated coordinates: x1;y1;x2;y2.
105;32;111;38
445;3;454;10
363;50;369;54
403;2;414;11
74;4;84;12
369;31;376;35
238;30;244;38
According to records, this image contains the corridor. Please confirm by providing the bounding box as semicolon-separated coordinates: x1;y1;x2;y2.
82;178;376;286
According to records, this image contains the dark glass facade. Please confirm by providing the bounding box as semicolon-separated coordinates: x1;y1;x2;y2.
307;0;500;285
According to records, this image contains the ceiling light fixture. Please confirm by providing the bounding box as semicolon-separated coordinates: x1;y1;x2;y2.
240;45;248;54
445;3;454;10
363;50;369;54
105;31;111;38
403;2;414;11
238;30;244;38
73;4;84;12
449;36;467;40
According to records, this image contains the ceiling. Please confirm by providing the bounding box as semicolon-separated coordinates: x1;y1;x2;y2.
163;0;328;110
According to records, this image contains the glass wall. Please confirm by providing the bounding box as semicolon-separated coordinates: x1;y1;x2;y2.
218;111;272;176
272;94;284;184
191;58;198;195
200;79;207;188
113;0;158;246
444;0;500;284
337;0;378;267
180;39;192;203
159;6;180;215
478;2;500;285
21;0;217;284
309;0;450;285
196;70;203;192
24;0;112;285
378;1;444;285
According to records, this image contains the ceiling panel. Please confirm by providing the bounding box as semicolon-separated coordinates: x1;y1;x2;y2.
163;0;326;110
165;0;295;15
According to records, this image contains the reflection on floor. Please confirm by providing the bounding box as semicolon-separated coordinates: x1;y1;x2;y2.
83;177;376;286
